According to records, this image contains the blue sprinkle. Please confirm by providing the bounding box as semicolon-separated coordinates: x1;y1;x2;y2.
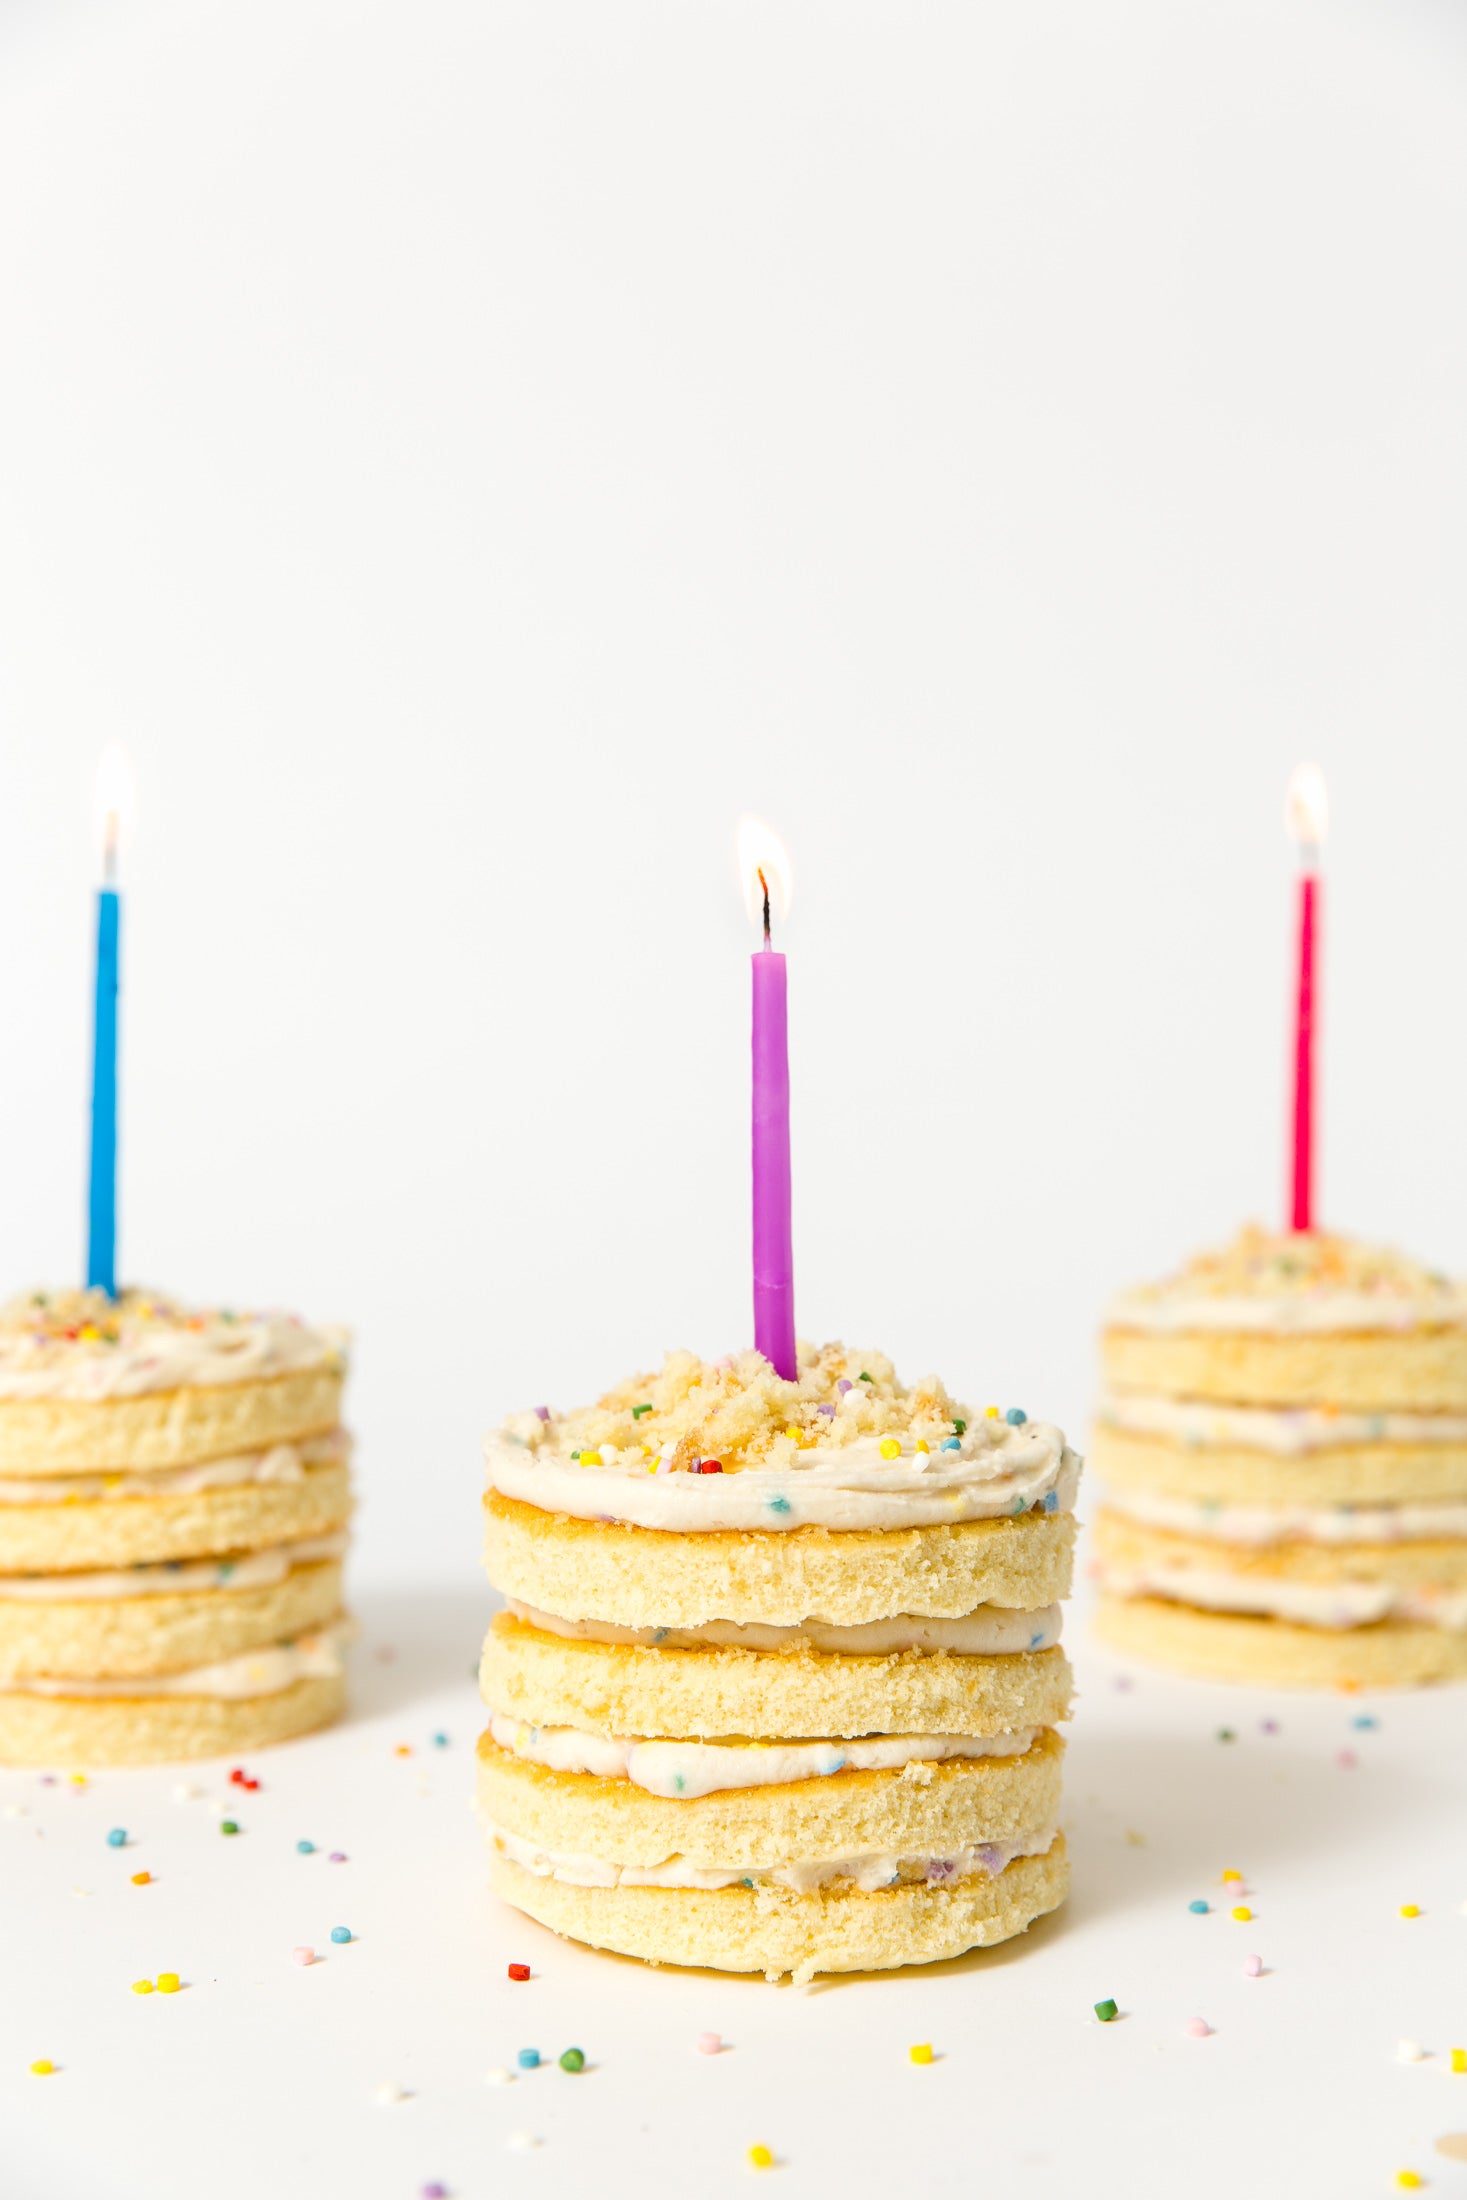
105;1827;127;1848
330;1925;352;1944
1005;1408;1027;1425
941;1438;961;1451
517;2048;541;2070
829;1757;847;1774
767;1496;792;1515
741;1878;754;1889
432;1732;449;1748
1029;1632;1044;1649
673;1775;686;1794
651;1628;669;1644
1012;1496;1026;1514
1043;1491;1059;1512
1188;1899;1210;1914
296;1839;315;1855
1352;1715;1378;1730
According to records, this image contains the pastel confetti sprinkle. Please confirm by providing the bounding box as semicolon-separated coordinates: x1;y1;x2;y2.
1244;1955;1264;1978
330;1926;352;1943
1094;1999;1119;2023
30;2059;54;2075
157;1973;179;1994
1184;2017;1212;2038
748;2145;775;2171
508;1963;530;1982
558;2048;585;2073
105;1828;127;1848
697;2033;722;2056
1188;1899;1209;1914
292;1947;314;1967
517;2049;540;2070
1231;1907;1252;1923
1397;2040;1426;2063
909;2043;934;2065
1400;1904;1421;1919
486;2068;514;2086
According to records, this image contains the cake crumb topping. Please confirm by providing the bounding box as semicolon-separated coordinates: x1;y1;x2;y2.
1119;1227;1456;1309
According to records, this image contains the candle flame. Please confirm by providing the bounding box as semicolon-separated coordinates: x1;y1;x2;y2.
92;744;137;887
737;816;793;934
1285;763;1328;857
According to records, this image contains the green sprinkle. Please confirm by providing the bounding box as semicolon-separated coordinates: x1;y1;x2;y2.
768;1496;792;1515
221;1819;240;1836
1094;1998;1119;2023
857;1371;872;1382
953;1419;966;1436
558;2048;585;2073
570;1450;581;1461
673;1775;686;1794
1217;1728;1236;1743
631;1403;652;1418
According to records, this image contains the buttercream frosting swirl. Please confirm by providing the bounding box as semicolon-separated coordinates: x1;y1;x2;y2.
486;1820;1058;1894
0;1288;347;1402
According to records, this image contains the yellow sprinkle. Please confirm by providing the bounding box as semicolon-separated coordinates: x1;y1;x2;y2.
1400;1904;1421;1919
79;1325;99;1341
1451;2047;1466;2074
1396;2174;1423;2191
579;1450;603;1468
914;1439;930;1454
1230;1906;1252;1922
1221;1869;1243;1883
131;1980;154;1995
29;2059;54;2075
909;2042;933;2065
984;1405;1000;1418
156;1973;180;1994
748;2145;775;2171
69;1773;87;1788
878;1438;901;1460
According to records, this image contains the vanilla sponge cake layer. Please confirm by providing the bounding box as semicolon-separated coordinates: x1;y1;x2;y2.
478;1727;1063;1869
0;1671;345;1767
0;1366;345;1477
0;1558;342;1680
1102;1328;1467;1412
0;1459;352;1574
1091;1427;1467;1509
1095;1593;1467;1689
485;1494;1073;1629
480;1612;1070;1742
489;1836;1067;1980
1094;1510;1467;1600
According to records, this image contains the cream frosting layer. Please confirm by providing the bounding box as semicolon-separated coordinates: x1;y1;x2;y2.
1107;1227;1467;1338
0;1432;348;1504
487;1710;1037;1800
485;1433;1080;1533
1096;1559;1467;1632
505;1597;1063;1656
0;1289;346;1402
486;1819;1058;1894
1104;1485;1467;1548
1107;1292;1467;1338
0;1533;347;1602
0;1619;354;1698
1098;1392;1467;1455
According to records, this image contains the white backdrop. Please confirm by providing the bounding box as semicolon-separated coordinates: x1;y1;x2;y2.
1;0;1465;1592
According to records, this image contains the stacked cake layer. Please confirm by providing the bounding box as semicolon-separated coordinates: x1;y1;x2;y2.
1092;1229;1467;1687
479;1346;1078;1982
0;1289;353;1763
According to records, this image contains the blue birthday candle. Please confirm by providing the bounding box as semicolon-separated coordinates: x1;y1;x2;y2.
86;778;124;1296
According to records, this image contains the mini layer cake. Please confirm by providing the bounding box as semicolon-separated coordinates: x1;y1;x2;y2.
0;1288;353;1764
479;1345;1079;1983
1092;1228;1467;1687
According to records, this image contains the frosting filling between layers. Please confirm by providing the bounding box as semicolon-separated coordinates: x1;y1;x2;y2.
0;1432;348;1502
1097;1393;1467;1455
486;1820;1059;1893
504;1598;1062;1655
1096;1559;1467;1632
0;1619;354;1698
485;1436;1080;1533
0;1533;348;1601
1103;1486;1467;1547
487;1711;1038;1799
1106;1293;1467;1337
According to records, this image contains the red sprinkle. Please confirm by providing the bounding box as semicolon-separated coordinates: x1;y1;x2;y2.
697;1459;724;1475
508;1963;530;1982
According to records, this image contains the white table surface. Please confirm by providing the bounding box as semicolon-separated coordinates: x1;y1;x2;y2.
4;1572;1465;2200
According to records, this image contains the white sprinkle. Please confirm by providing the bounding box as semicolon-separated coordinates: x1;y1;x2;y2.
374;2080;413;2106
172;1782;203;1803
2;1804;30;1819
506;2132;540;2152
486;2067;515;2086
1397;2039;1426;2063
70;1887;92;1899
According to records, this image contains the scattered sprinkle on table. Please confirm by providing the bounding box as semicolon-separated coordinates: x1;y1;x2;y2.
1216;1728;1235;1743
558;2048;585;2073
1244;1955;1264;1978
1184;2018;1212;2039
508;1963;530;1982
1221;1869;1243;1884
486;2068;514;2086
1094;1999;1119;2023
292;1947;314;1967
1353;1714;1378;1730
374;2081;411;2106
1452;2048;1466;2074
1400;1905;1421;1919
1338;1749;1358;1769
1231;1907;1252;1922
330;1926;352;1943
506;2133;539;2152
421;2184;448;2198
909;2043;933;2065
329;1851;347;1864
220;1820;240;1837
1396;2173;1422;2190
131;1980;153;1996
1397;2041;1426;2063
748;2146;774;2171
1260;1718;1279;1734
106;1828;127;1848
30;2059;54;2075
131;1872;151;1886
517;2049;540;2070
157;1973;180;1994
697;2033;722;2056
432;1733;449;1748
1188;1899;1209;1914
297;1840;315;1855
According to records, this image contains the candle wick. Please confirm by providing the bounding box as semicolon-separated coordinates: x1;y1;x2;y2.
758;868;771;948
